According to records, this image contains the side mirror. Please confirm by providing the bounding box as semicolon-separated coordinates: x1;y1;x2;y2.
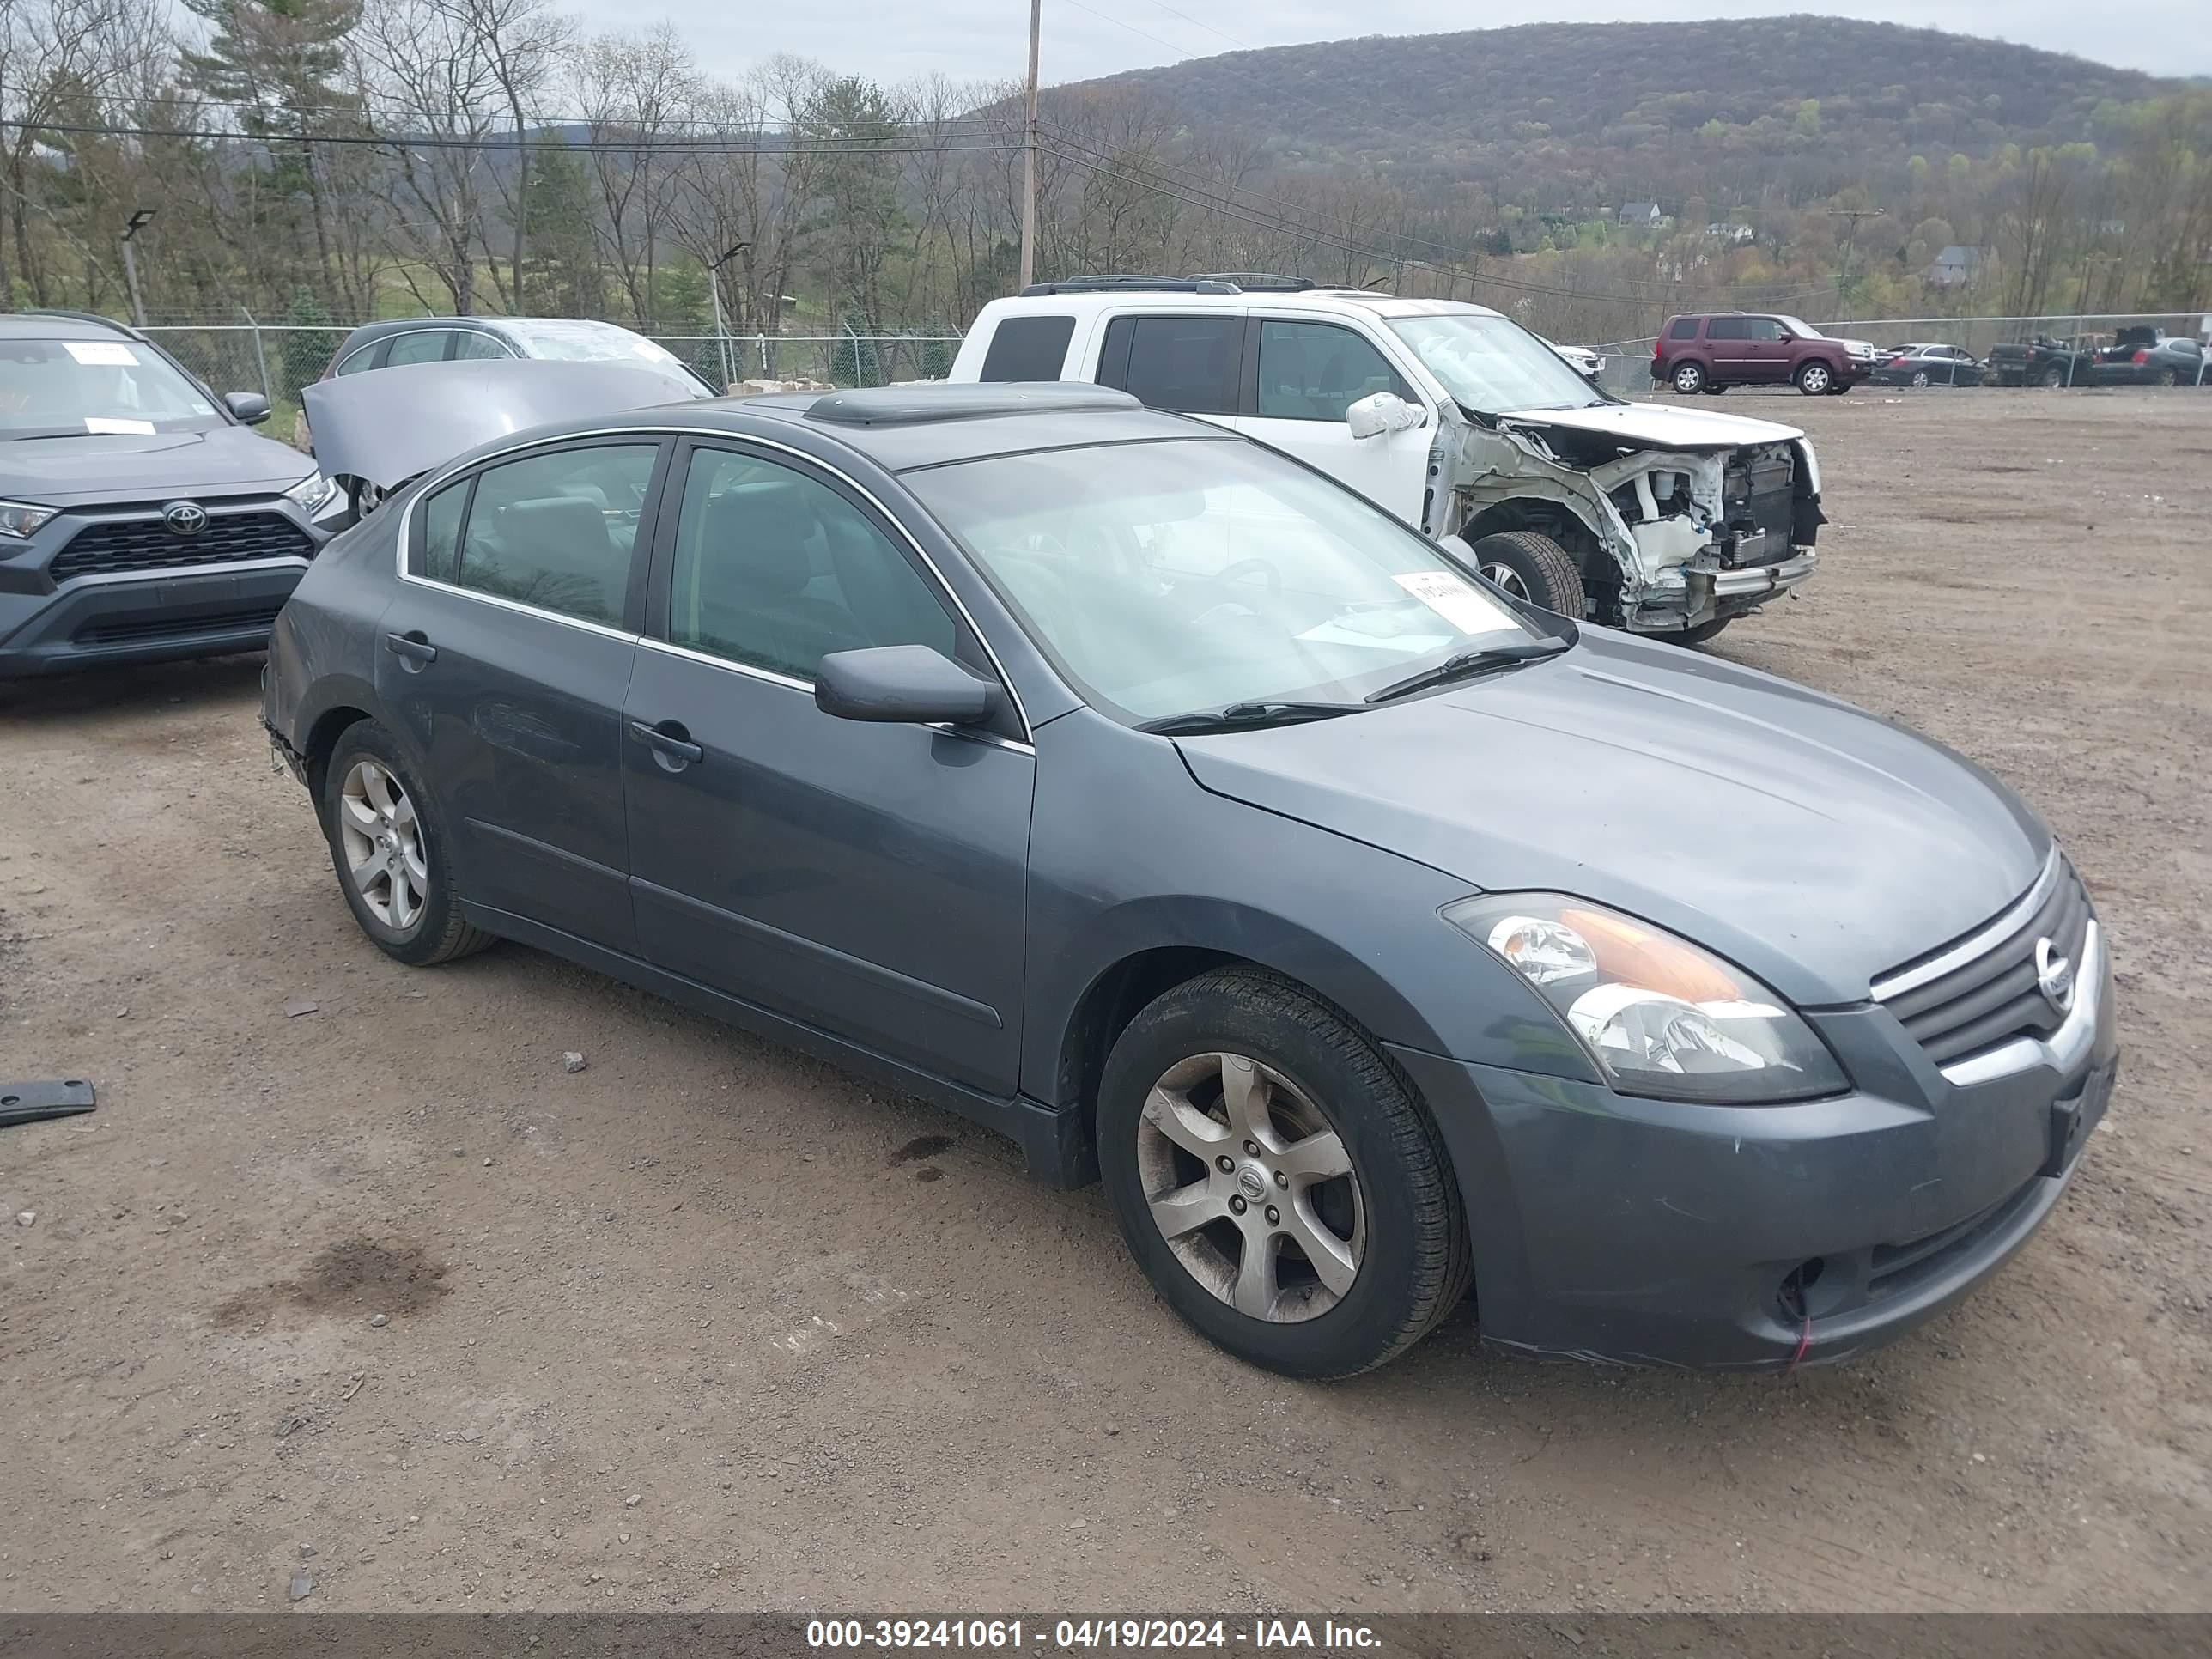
816;645;1002;727
1346;391;1423;440
225;392;272;425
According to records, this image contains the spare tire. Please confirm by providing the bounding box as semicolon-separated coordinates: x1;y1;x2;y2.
1462;530;1586;618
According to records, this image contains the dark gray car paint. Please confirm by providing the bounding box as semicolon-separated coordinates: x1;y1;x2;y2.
264;395;2109;1370
0;422;315;506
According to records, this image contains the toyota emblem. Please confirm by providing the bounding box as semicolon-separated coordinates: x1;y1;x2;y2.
2033;936;2075;1016
161;501;209;538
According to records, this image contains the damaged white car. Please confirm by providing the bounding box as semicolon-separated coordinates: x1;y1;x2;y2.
950;283;1823;644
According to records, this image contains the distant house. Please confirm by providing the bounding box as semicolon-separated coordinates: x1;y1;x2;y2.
1617;202;1665;228
1925;245;1990;288
1705;222;1755;244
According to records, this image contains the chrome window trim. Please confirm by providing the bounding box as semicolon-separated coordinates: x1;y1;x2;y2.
1869;849;2063;1002
1938;920;2106;1087
395;422;1034;744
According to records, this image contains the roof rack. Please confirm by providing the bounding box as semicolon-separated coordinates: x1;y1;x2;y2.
20;307;142;338
1187;273;1315;293
1019;276;1241;296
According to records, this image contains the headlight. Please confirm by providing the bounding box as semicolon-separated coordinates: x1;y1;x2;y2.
284;473;338;514
1444;894;1846;1103
0;499;58;539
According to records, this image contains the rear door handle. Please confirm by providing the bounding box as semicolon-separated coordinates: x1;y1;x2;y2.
629;719;704;766
385;631;437;665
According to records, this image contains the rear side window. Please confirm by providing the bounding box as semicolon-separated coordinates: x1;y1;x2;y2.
978;315;1075;381
1666;318;1699;340
1707;317;1750;341
450;443;661;626
383;331;455;367
1099;315;1243;416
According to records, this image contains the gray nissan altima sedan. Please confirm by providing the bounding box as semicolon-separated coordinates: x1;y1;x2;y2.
261;381;2117;1378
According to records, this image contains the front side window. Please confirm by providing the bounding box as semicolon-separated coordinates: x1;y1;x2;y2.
450;443;660;626
1101;315;1242;416
666;447;957;682
905;437;1535;724
1385;313;1608;414
0;337;222;437
1747;319;1788;343
1255;321;1413;421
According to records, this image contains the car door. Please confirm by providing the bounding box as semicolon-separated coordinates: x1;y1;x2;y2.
374;436;671;951
1095;312;1245;427
622;438;1034;1097
1740;317;1790;382
1224;318;1431;524
1704;315;1752;379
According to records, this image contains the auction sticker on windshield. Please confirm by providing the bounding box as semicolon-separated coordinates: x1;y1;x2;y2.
84;417;155;434
64;341;139;367
1394;569;1511;635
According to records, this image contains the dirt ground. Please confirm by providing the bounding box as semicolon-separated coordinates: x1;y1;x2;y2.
0;389;2206;1618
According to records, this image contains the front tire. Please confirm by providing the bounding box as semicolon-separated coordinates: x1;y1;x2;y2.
2039;365;2067;389
1669;361;1706;395
1097;968;1472;1378
1463;529;1585;618
1796;362;1833;396
1670;615;1732;647
319;721;494;966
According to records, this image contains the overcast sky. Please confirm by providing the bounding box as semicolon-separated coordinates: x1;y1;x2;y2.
559;2;2209;87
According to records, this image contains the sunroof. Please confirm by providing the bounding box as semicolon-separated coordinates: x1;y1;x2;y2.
805;382;1141;426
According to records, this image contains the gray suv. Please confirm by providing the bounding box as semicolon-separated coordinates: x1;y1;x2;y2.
0;312;337;678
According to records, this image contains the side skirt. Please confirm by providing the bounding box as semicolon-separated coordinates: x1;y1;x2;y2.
462;903;1097;1189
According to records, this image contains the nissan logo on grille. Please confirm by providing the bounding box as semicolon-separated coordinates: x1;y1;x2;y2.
2034;936;2075;1016
161;501;209;538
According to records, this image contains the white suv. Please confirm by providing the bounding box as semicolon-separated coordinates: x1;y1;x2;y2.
948;277;1825;643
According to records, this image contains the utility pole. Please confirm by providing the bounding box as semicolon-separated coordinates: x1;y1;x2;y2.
119;209;155;328
1826;205;1884;313
1019;0;1040;291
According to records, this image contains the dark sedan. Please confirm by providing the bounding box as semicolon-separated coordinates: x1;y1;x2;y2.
2087;332;2207;387
1868;343;1985;387
262;383;2117;1378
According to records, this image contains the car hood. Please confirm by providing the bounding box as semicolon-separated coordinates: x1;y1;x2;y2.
1494;401;1803;452
303;358;709;489
1172;631;2046;1004
0;424;313;506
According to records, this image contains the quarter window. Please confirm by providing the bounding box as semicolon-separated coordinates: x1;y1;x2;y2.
978;315;1075;381
1100;315;1242;416
666;447;957;683
1255;320;1413;421
419;479;467;584
333;343;382;375
448;443;660;626
1667;318;1699;340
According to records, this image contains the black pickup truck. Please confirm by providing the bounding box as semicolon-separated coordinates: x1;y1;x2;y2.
1990;326;2208;387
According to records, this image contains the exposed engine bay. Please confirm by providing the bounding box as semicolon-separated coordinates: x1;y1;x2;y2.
1429;402;1826;635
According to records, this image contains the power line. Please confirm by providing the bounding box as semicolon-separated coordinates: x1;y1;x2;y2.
1059;0;1188;60
1137;0;1255;52
0;114;1017;158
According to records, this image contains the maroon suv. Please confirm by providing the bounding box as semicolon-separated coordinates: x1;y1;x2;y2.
1652;313;1869;397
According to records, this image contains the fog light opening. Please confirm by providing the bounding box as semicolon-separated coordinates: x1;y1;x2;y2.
1778;1257;1825;1324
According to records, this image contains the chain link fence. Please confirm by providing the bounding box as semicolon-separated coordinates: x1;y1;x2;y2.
1588;312;2212;395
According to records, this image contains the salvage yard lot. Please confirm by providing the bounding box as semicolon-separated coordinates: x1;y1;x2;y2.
0;390;2206;1614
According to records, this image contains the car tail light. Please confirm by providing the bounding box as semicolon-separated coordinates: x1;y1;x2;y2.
2132;349;2149;364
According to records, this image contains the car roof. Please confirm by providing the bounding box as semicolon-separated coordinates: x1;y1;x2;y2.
738;386;1230;472
1;311;141;340
975;289;1506;325
338;316;618;345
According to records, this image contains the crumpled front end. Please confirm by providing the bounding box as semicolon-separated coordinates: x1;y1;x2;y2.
1432;408;1826;635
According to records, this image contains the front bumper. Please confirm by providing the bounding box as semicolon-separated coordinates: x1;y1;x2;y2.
1712;547;1817;599
1389;918;2118;1370
0;558;310;678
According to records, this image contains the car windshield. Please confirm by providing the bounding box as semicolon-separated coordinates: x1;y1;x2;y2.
0;337;222;438
904;437;1540;725
1386;313;1608;414
495;319;716;393
1777;316;1826;340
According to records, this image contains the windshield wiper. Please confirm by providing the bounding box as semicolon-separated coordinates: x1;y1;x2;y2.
1136;700;1364;736
1364;637;1571;703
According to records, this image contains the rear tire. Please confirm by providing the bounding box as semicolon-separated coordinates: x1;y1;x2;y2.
1669;361;1706;395
1796;362;1834;396
2039;366;2067;389
1700;385;1729;395
1463;530;1585;618
1097;967;1472;1379
1670;615;1733;647
319;720;494;967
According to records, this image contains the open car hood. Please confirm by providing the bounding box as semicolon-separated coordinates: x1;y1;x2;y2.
1494;401;1803;452
302;358;708;489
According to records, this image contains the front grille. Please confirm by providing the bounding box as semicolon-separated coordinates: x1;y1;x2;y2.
1875;860;2092;1067
1725;447;1796;565
51;512;312;580
72;600;287;647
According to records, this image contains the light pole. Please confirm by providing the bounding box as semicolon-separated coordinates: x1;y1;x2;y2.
119;209;155;328
706;241;749;391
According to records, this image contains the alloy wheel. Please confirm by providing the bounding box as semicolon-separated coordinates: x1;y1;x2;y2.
338;759;428;932
1480;562;1532;599
1802;365;1832;394
1133;1052;1366;1323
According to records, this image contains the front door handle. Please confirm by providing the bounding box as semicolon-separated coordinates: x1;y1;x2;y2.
630;719;704;768
385;630;437;665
